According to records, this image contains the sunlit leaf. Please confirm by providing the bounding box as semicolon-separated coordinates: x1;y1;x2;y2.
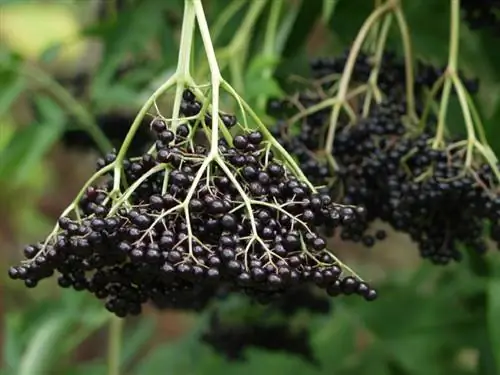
0;95;65;185
17;314;73;375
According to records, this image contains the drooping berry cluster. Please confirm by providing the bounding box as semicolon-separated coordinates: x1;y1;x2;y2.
270;52;499;265
460;0;500;34
307;49;479;96
8;90;376;317
201;312;318;365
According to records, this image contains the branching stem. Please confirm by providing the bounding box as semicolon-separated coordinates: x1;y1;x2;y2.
325;1;393;155
393;5;416;120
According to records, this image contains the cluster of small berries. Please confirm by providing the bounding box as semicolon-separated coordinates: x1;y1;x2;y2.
307;49;479;97
201;312;318;365
200;285;330;363
270;52;499;264
8;90;376;317
461;0;500;35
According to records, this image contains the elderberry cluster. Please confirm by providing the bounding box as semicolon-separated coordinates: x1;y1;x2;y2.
8;90;376;317
202;312;318;365
307;49;479;97
461;0;500;35
271;52;499;265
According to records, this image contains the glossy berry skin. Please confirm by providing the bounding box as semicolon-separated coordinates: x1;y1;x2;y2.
8;90;374;318
270;50;497;266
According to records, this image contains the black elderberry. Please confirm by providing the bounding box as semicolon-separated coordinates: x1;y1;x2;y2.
221;114;237;128
220;214;237;230
233;135;248;150
152;119;167;133
248;131;263;145
176;124;190;138
10;97;379;319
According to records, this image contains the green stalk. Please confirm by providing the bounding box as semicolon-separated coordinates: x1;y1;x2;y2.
257;0;284;111
194;0;222;153
325;1;393;155
394;6;416;120
362;14;393;117
171;0;197;132
107;316;123;375
111;1;200;192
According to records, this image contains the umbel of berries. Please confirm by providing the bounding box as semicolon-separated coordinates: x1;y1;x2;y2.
8;89;376;317
270;48;499;265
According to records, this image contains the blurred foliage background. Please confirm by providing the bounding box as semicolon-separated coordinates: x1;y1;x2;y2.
1;0;500;374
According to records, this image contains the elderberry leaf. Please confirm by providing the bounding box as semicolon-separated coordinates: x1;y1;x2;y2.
0;68;26;118
0;95;66;185
17;314;73;375
132;341;192;375
321;0;338;24
39;42;62;64
86;0;173;101
120;317;156;369
311;310;357;369
3;314;23;374
64;364;107;375
487;278;500;372
244;55;284;104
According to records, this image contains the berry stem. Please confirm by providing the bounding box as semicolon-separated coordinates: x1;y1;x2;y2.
194;0;222;154
257;0;284;111
199;0;268;80
25;162;115;262
445;0;476;166
171;0;197;132
362;14;393;117
393;5;417;121
184;79;234;145
107;316;123;375
221;80;316;191
419;73;445;130
447;0;460;73
464;90;488;145
109;163;168;216
433;78;452;148
433;0;462;149
291;85;368;125
325;1;393;155
112;73;178;193
451;75;478;166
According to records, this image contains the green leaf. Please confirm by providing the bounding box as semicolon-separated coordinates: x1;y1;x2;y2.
18;314;73;375
93;84;142;111
63;363;107;375
478;336;499;375
311;310;356;369
0;68;26;117
39;42;62;64
120;317;156;368
133;342;189;375
487;279;500;372
0;94;66;185
322;0;338;24
3;314;23;373
89;0;171;97
244;55;285;102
